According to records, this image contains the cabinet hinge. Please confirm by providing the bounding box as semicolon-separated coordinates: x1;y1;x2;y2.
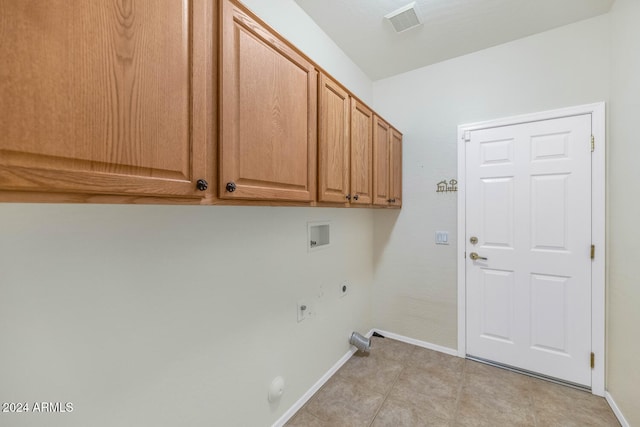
591;352;595;369
463;130;471;142
591;244;595;260
591;135;595;152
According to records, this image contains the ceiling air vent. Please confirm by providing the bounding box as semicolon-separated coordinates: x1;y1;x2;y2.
385;2;422;33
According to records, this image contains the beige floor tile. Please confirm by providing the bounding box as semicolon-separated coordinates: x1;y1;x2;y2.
530;379;620;427
454;385;535;427
336;352;403;395
287;341;620;427
371;398;451;427
530;377;600;405
368;336;416;364
408;346;465;372
388;365;462;420
304;376;385;427
535;408;620;427
463;361;532;403
285;409;328;427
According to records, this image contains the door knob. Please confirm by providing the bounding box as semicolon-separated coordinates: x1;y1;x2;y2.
470;252;487;261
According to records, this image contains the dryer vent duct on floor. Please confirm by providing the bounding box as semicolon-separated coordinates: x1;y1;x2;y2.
350;332;371;353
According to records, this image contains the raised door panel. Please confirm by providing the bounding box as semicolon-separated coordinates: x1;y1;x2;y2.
350;99;372;205
0;0;209;198
389;129;402;207
373;115;390;206
220;0;317;201
318;74;349;203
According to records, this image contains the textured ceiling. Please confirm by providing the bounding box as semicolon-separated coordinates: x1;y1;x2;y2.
294;0;614;80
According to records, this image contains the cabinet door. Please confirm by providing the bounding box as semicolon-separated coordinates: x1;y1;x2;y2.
373;115;391;206
318;74;350;203
389;128;403;207
0;0;210;199
220;0;317;201
350;99;373;205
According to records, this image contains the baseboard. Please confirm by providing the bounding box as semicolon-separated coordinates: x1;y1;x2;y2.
605;391;630;427
271;329;374;427
373;329;459;357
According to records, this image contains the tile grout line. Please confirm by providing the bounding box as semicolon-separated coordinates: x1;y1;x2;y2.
449;358;468;427
366;347;415;427
366;366;404;427
529;376;540;427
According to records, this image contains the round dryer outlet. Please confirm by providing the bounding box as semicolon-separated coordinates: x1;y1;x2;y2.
268;376;285;402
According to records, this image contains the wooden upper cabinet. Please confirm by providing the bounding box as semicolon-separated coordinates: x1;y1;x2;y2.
373;116;402;208
219;0;317;201
389;128;403;207
0;0;211;199
318;74;350;203
373;116;391;206
350;99;373;205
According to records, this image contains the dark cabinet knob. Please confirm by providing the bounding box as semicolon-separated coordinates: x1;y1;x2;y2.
196;179;208;191
353;194;359;201
346;194;351;200
226;182;237;193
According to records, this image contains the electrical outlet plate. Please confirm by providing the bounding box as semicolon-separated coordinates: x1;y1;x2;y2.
339;281;349;298
297;301;310;322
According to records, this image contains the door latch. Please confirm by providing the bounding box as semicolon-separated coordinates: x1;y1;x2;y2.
469;252;487;261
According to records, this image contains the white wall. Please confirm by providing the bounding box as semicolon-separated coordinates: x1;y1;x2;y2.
0;205;373;427
240;0;373;104
607;0;640;424
0;2;375;426
371;15;610;349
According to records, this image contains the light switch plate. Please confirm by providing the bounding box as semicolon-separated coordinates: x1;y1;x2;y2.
435;231;449;245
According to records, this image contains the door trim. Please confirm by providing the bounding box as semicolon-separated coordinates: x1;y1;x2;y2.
456;102;606;396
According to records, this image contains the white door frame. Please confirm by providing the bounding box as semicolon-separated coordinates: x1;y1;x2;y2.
457;102;606;396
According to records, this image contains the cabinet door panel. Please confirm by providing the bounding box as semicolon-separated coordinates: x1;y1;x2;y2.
318;74;350;203
350;99;372;205
390;128;403;207
220;0;317;201
0;0;209;198
373;116;390;206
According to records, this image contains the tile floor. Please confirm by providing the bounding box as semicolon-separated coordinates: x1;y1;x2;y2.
286;336;619;427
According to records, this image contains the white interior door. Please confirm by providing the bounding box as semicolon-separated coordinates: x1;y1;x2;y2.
465;114;592;387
